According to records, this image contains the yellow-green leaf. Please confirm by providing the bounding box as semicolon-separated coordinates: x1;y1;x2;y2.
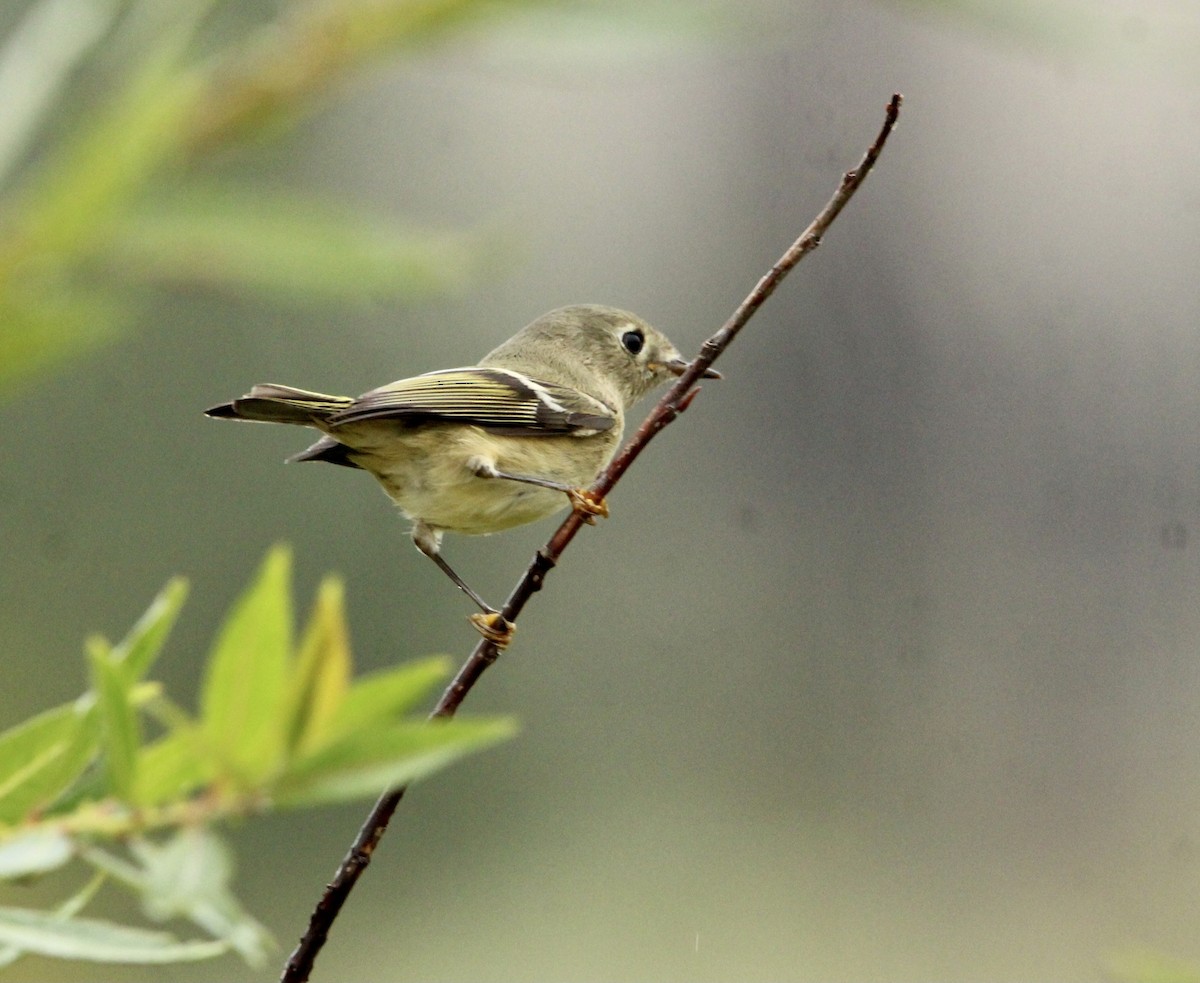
133;729;214;809
200;545;293;786
282;576;351;758
273;717;516;808
111;577;188;683
87;642;140;802
0;699;97;826
324;656;451;745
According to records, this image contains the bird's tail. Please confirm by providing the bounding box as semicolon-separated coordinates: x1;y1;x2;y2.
205;384;353;425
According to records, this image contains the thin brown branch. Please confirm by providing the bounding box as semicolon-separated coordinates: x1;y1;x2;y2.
281;92;902;983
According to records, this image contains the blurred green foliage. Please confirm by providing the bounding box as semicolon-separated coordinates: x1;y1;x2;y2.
0;0;533;395
0;545;515;969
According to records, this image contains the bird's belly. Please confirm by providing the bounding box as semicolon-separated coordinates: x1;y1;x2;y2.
404;479;567;535
342;423;616;536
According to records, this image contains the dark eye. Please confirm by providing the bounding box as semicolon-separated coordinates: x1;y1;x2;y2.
621;329;645;355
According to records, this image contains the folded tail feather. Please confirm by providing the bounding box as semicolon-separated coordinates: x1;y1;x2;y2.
205;384;353;425
287;435;362;468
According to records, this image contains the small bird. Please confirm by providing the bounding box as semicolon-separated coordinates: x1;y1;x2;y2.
206;304;718;646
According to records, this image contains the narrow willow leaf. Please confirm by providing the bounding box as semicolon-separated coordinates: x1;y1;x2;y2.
87;646;140;801
111;577;189;683
273;717;516;808
0;830;73;880
0;699;97;825
324;656;450;745
200;545;293;785
0;907;227;963
283;576;351;759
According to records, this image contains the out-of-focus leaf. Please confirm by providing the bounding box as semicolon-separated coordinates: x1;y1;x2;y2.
324;656;450;745
273;717;516;808
87;641;140;801
78;844;142;888
0;830;73;880
0;871;105;969
110;577;189;684
184;0;557;149
283;576;351;758
0;907;227;963
0;699;98;825
107;188;489;302
132;830;272;967
0;0;120;188
200;545;293;786
0;288;129;396
136;691;217;804
6;24;201;264
132;727;214;809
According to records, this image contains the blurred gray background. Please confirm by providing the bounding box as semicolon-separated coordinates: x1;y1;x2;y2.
5;1;1200;980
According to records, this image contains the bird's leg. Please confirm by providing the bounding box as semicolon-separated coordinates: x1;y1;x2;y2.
467;457;609;523
412;523;514;648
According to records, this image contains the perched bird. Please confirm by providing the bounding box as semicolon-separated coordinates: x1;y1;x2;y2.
206;304;718;645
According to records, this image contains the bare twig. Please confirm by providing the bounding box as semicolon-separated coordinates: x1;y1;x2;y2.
281;92;902;983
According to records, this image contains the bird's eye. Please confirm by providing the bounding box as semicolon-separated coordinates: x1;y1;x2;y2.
621;329;645;355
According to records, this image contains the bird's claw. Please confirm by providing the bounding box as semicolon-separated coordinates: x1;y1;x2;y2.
469;611;515;649
568;488;609;524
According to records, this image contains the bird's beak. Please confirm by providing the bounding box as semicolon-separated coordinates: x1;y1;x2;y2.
661;358;723;380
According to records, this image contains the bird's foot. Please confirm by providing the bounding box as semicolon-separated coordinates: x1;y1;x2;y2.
469;611;516;649
568;487;609;524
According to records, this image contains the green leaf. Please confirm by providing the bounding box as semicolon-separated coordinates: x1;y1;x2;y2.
282;576;351;759
0;698;98;825
273;717;517;808
110;577;189;683
200;545;293;785
0;907;227;963
0;830;73;880
132;830;272;967
106;187;490;303
325;656;451;745
87;641;140;801
132;728;214;808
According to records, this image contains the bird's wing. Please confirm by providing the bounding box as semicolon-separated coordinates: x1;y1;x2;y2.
326;367;616;436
